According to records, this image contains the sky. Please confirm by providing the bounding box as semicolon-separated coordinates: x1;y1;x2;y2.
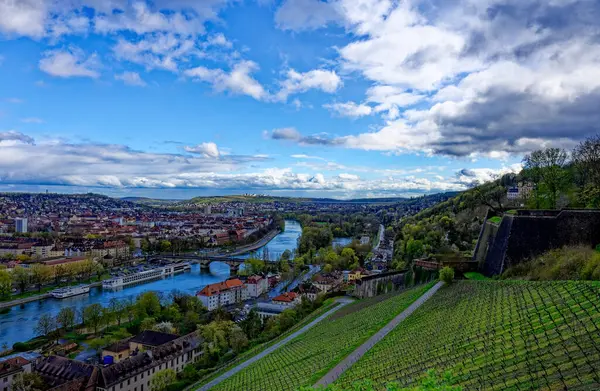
0;0;597;199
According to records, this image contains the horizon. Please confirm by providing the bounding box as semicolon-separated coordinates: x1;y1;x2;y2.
1;0;597;198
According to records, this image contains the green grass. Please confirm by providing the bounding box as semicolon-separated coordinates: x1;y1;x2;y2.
211;283;435;391
337;280;600;390
463;272;490;281
488;216;502;224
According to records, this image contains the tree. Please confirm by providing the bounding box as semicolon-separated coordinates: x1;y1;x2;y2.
281;249;292;261
84;303;103;334
573;134;600;187
136;291;161;319
523;148;570;209
30;264;52;292
229;326;249;353
439;267;455;285
35;313;56;337
56;307;75;331
154;321;175;334
12;266;30;294
150;369;177;391
0;269;12;299
140;317;156;331
12;373;46;391
199;321;232;355
405;239;425;261
109;298;126;326
159;240;172;253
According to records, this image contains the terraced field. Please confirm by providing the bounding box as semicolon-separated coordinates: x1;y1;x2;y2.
337;281;600;390
209;283;435;391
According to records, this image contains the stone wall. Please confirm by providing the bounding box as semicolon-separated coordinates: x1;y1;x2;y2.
354;271;406;299
479;209;600;275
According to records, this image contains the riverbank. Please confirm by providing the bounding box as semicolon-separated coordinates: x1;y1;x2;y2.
214;229;281;257
0;282;103;310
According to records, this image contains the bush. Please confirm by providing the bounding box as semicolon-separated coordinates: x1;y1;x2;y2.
13;342;29;352
502;246;600;281
439;267;454;285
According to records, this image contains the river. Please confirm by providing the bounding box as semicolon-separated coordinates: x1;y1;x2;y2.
0;220;302;348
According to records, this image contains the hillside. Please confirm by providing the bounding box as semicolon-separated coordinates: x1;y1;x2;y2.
337;280;600;390
206;283;434;391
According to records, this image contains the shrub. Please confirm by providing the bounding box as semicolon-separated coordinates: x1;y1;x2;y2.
12;342;29;352
439;267;454;285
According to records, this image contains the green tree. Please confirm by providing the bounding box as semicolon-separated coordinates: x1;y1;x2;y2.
406;239;425;261
0;269;12;299
56;307;75;331
439;267;454;285
229;325;249;353
159;240;172;253
35;313;56;337
109;298;126;326
150;369;177;391
12;372;46;391
523;148;570;209
84;303;103;334
12;266;30;294
136;291;161;318
30;264;52;292
140;317;156;331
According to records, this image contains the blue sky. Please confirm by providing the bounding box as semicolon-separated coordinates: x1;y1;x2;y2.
0;0;597;199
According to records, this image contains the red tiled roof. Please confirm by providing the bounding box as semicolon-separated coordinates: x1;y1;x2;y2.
197;278;245;297
272;292;298;303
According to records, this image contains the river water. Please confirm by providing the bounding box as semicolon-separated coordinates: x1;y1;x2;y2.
0;220;302;348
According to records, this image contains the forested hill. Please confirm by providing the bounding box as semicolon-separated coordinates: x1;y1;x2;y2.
392;182;504;269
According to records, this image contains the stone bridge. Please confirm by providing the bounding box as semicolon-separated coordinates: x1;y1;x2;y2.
147;255;246;272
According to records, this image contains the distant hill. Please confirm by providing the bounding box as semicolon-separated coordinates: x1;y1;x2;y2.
174;194;426;206
121;197;180;206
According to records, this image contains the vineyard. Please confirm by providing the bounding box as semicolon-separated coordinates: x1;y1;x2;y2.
209;283;435;391
337;280;600;390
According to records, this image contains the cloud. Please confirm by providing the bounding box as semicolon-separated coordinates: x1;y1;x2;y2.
113;33;199;72
206;33;232;48
0;0;47;38
184;60;267;100
275;0;340;31
291;154;326;160
115;71;147;87
271;127;302;141
269;127;341;146
184;142;221;158
39;47;100;78
5;98;23;104
0;130;35;145
276;68;342;101
324;101;373;118
270;0;600;158
21;117;44;124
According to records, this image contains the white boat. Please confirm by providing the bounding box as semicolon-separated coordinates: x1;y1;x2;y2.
51;285;90;299
102;263;190;289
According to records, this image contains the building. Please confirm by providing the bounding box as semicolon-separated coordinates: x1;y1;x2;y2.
35;356;98;391
254;303;288;322
196;279;248;311
204;205;211;215
14;218;27;234
0;356;32;391
35;331;202;391
128;330;179;351
272;292;300;306
245;275;268;298
506;183;534;201
294;284;320;301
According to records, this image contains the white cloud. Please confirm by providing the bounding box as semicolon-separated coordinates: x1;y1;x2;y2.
113;33;198;72
0;0;47;38
115;71;147;87
276;68;342;101
291;154;326;160
39;47;100;78
275;0;340;31
5;98;23;104
21;117;44;124
206;33;232;48
94;1;204;36
184;60;267;100
184;142;221;158
324;101;372;118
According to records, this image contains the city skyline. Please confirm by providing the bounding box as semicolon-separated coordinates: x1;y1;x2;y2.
1;0;597;199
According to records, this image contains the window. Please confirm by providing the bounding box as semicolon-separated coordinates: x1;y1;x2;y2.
2;378;6;383
120;383;123;389
127;380;130;386
141;373;144;379
134;376;137;382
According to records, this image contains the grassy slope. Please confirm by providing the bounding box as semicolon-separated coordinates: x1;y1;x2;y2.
338;280;600;390
211;283;435;391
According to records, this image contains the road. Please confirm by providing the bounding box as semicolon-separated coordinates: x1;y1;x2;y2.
374;224;385;250
314;282;444;387
196;297;354;391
